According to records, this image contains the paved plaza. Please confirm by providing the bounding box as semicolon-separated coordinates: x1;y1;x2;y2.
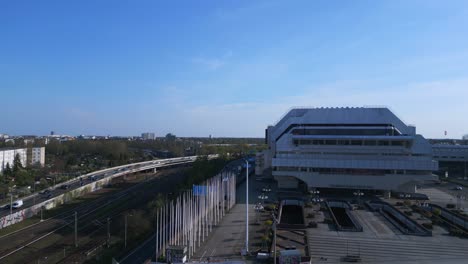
308;207;468;264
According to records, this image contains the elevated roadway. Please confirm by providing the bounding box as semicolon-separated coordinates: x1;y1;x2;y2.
0;155;217;218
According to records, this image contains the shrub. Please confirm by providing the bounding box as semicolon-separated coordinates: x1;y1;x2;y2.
306;213;315;219
403;200;412;207
422;222;433;229
308;221;318;228
323;218;334;224
449;228;465;237
446;203;456;209
404;211;413;216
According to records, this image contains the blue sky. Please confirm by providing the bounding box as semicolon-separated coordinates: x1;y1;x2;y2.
1;0;468;138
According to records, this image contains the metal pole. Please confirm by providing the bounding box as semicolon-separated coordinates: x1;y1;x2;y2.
74;211;78;247
41;207;43;221
125;214;127;248
33;181;36;205
107;217;110;248
273;222;277;264
10;194;12;215
156;209;159;259
245;159;249;253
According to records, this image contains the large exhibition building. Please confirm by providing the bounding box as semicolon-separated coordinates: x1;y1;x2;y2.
256;107;438;193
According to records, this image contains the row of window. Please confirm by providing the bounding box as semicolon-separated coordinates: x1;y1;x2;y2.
292;139;409;147
277;151;418;157
291;128;400;136
274;166;430;176
434;156;467;159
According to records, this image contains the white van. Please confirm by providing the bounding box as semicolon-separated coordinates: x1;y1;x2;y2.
12;200;23;209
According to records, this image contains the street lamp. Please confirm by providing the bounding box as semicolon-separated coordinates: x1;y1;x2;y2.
309;190;320;203
272;213;279;264
353;190;364;205
10;193;13;215
125;213;133;248
457;195;465;210
243;158;249;254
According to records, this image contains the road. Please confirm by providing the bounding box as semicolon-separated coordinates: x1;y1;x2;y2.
0;156;210;218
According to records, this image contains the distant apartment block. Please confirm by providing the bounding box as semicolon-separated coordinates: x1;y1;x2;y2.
142;132;156;140
30;147;45;166
0;147;45;173
257;107;438;193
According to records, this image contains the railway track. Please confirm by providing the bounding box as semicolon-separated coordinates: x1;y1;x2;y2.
0;168;182;263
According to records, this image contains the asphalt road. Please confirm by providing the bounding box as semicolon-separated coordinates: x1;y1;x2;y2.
0;168;128;218
0;156;201;218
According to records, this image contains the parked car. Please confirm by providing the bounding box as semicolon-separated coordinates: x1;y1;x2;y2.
60;184;70;190
455;186;463;190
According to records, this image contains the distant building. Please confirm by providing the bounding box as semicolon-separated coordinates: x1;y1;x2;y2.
142;132;156;140
30;147;45;166
0;147;45;173
463;134;468;140
257;107;438;193
0;148;27;173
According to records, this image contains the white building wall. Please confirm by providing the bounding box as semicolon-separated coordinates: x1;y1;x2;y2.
13;148;27;168
31;147;45;166
0;151;3;173
1;147;45;173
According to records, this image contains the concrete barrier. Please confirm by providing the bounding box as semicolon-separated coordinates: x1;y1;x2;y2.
0;176;112;229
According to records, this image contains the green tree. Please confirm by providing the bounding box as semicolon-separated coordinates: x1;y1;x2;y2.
165;133;176;141
3;163;12;177
13;153;23;172
15;169;33;186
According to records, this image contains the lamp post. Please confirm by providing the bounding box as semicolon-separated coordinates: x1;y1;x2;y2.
244;158;249;254
310;190;320;203
272;213;279;264
124;213;133;248
353;190;364;205
10;193;13;215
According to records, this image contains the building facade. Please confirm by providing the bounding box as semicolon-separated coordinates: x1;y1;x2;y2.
0;148;27;173
30;147;46;166
141;132;156;140
257;107;438;193
0;147;45;173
